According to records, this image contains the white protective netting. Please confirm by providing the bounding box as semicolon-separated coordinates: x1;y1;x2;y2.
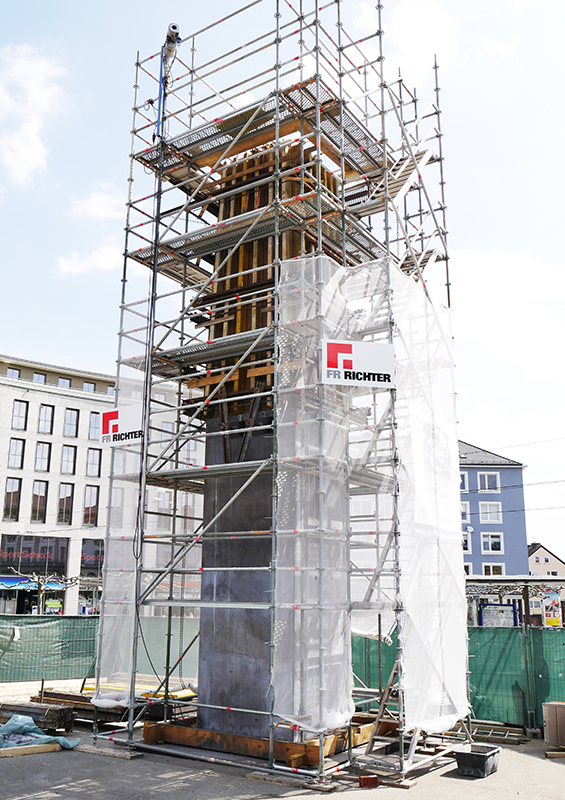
273;255;354;733
391;266;470;733
274;254;469;735
94;389;202;708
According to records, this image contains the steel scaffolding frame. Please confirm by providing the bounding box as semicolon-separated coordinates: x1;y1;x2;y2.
95;0;453;779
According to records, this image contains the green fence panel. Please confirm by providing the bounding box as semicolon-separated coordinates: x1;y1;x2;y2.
530;627;565;725
0;615;99;682
352;633;396;709
467;627;529;725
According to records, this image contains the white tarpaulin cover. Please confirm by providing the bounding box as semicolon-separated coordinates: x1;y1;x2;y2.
391;266;470;733
273;255;354;733
275;254;468;735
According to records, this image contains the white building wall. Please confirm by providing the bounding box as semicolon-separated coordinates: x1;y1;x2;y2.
0;370;114;614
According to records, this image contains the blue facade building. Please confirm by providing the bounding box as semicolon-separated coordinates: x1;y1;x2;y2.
459;441;529;576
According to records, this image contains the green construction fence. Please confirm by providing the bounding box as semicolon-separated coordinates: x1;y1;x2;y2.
0;615;98;682
352;627;565;729
3;615;565;729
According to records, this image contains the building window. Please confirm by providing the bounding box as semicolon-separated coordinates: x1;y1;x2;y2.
113;450;126;476
61;445;77;475
460;472;468;493
31;481;48;523
83;381;95;393
11;400;28;430
0;535;68;576
463;564;471;575
481;532;504;554
110;486;124;528
549;570;559;576
7;367;20;379
64;408;79;437
3;478;22;521
483;563;505;576
7;439;25;469
38;404;55;434
58;483;74;525
478;472;500;493
157;491;172;530
86;448;102;478
33;372;46;384
462;531;472;553
35;442;52;472
81;539;104;577
535;556;540;563
107;385;115;397
84;486;99;526
461;501;471;524
479;502;502;524
89;412;101;441
130;389;142;401
530;569;540;576
544;557;550;563
59;377;71;388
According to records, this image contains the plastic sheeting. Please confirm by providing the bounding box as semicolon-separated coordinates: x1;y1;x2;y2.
273;255;354;733
391;267;470;733
274;254;468;735
0;714;79;749
94;388;202;707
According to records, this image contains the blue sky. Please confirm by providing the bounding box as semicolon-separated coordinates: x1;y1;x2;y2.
1;0;564;555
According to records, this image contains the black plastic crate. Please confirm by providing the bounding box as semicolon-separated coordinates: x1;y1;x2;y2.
455;744;500;778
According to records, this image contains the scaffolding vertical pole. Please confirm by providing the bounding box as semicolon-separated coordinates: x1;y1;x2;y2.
95;54;141;741
269;0;282;770
377;0;406;777
314;1;325;777
433;56;450;307
127;28;176;738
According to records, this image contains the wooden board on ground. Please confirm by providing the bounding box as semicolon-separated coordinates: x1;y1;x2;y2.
0;742;62;758
143;714;376;767
545;750;565;758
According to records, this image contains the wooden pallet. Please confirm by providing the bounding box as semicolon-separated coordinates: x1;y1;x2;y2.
30;691;130;724
143;714;377;768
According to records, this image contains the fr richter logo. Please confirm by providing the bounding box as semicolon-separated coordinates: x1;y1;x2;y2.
101;407;143;445
322;339;395;388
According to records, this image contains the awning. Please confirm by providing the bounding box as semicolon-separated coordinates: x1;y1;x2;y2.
0;576;67;591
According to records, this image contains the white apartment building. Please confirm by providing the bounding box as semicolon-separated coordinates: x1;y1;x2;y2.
0;355;115;614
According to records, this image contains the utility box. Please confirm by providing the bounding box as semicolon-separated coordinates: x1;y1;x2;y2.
543;702;565;746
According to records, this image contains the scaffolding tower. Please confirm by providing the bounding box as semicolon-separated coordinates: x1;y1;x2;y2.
94;0;468;779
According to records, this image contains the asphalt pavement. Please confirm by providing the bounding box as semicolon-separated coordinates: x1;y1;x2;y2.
0;726;563;800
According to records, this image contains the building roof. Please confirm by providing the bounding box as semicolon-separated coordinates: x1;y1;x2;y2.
458;440;523;468
0;353;114;382
528;542;565;566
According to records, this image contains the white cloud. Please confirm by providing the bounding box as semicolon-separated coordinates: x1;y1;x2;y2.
69;185;125;221
0;44;65;186
56;237;122;276
482;35;521;60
